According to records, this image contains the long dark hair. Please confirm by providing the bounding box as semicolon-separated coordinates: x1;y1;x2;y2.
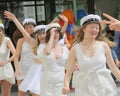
45;28;63;43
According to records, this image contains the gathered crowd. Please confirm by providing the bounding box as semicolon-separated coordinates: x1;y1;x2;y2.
0;10;120;96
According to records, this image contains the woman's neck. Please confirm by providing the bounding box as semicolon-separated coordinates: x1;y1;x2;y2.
82;38;96;45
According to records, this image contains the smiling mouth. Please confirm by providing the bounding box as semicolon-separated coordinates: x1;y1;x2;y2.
41;38;45;40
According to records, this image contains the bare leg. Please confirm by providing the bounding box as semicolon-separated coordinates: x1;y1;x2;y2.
17;80;26;96
1;80;12;96
31;93;40;96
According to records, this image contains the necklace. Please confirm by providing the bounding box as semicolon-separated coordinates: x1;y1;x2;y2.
82;41;96;50
81;41;96;57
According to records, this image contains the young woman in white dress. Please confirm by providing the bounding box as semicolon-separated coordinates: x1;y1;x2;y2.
37;23;69;96
15;18;37;96
4;13;37;96
19;25;46;96
0;23;16;96
4;11;46;96
62;14;120;96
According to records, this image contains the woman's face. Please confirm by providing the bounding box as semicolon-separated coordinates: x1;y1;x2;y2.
83;23;100;39
24;24;34;35
37;32;46;43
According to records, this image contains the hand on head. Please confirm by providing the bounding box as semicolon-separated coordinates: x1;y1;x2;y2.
50;28;56;36
101;13;120;31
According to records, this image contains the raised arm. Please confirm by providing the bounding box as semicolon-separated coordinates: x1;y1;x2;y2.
51;14;68;34
44;28;55;55
59;14;68;34
4;10;34;44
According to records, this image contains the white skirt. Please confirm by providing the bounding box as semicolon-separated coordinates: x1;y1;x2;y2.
74;69;118;96
19;64;42;95
0;63;15;84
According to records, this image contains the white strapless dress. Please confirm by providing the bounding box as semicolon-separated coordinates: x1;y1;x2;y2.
37;44;69;96
73;42;118;96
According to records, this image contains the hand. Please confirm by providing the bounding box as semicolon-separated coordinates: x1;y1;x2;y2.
51;15;60;23
0;61;6;67
4;10;16;21
50;28;55;36
73;64;80;72
14;71;21;78
62;86;70;95
101;13;120;31
59;14;68;22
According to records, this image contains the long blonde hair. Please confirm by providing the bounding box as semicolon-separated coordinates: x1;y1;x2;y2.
0;28;5;44
73;23;115;47
33;34;40;55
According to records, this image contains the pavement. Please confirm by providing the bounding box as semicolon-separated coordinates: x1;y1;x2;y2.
0;82;120;96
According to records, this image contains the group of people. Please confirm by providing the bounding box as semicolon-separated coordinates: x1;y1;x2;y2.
0;10;120;96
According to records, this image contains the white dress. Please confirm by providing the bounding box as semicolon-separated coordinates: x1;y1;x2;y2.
19;45;42;95
73;42;118;96
17;41;34;80
0;37;15;84
37;44;69;96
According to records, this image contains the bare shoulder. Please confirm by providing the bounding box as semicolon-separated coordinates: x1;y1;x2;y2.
17;38;24;45
18;38;24;42
97;41;108;46
98;41;110;52
6;37;13;47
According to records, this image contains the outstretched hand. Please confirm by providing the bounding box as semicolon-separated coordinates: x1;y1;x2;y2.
4;10;16;21
51;13;68;24
101;13;120;31
58;14;68;22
